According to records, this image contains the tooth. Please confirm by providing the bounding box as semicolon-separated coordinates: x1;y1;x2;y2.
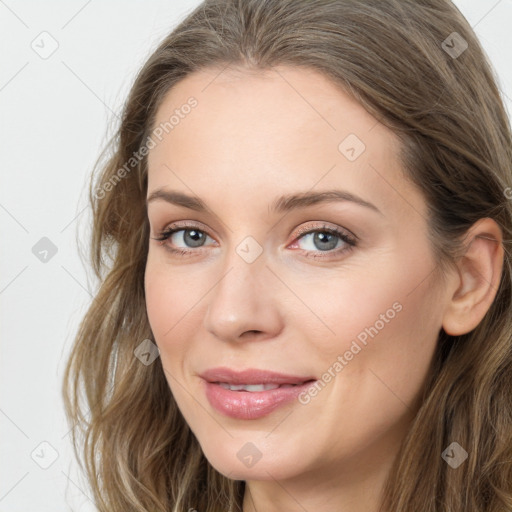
217;383;281;391
228;384;247;391
244;384;265;392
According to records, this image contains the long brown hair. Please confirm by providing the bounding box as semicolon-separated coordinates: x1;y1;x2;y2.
63;0;512;510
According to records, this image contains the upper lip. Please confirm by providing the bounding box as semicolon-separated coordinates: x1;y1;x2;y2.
199;367;317;385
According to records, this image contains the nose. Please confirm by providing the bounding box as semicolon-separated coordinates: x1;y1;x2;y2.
203;249;284;344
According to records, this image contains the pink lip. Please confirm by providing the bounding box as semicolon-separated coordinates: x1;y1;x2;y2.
199;367;317;420
200;367;316;385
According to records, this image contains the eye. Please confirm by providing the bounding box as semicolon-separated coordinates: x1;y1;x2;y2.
151;223;216;256
289;223;357;259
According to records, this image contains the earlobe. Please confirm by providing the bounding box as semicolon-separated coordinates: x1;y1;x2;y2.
442;218;504;336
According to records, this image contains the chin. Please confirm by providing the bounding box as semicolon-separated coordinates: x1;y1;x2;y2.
200;438;300;482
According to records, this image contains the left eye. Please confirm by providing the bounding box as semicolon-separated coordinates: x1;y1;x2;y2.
293;228;350;252
289;225;357;258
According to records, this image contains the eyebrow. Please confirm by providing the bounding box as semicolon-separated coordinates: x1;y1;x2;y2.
146;188;382;215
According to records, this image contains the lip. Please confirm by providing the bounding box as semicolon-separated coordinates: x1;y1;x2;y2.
199;367;317;420
200;367;316;385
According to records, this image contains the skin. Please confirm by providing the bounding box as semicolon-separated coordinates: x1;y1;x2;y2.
144;65;503;512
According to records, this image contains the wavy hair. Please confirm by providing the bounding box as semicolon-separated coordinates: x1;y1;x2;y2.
63;0;512;510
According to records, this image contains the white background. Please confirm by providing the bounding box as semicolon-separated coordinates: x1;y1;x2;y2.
1;1;511;510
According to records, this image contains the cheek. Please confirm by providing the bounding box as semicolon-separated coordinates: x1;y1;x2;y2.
144;254;220;396
145;263;170;341
144;259;193;362
287;269;417;362
313;251;443;414
144;263;200;418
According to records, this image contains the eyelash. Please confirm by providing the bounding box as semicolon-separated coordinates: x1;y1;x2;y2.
151;222;357;260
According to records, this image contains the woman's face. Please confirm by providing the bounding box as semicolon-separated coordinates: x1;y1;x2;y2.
144;65;450;487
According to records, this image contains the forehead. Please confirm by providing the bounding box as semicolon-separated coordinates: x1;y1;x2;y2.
146;65;425;221
150;64;383;147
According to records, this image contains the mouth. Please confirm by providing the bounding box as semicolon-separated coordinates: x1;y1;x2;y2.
215;381;314;392
199;366;317;386
199;367;318;420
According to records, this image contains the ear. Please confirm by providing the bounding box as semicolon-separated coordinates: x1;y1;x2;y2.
442;218;504;336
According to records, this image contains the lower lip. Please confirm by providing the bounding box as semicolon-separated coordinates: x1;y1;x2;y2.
203;379;317;420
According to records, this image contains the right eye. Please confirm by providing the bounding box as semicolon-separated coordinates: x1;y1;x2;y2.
152;224;217;256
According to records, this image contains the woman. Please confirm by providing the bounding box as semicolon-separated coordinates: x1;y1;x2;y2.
63;0;512;510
